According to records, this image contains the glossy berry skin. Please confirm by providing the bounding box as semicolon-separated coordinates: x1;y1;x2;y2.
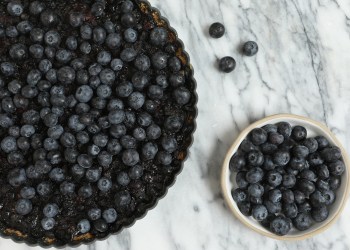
247;183;264;198
242;41;259;56
77;219;91;234
277;122;292;138
283;203;298;218
250;128;268;145
328;160;345;176
218;57;236;73
246;167;264;184
209;22;225;38
247;150;264;166
266;171;282;187
273;150;290;166
229;154;246;172
269;189;282;203
269;216;291;236
293;213;312;231
252;205;268;221
311;206;329;222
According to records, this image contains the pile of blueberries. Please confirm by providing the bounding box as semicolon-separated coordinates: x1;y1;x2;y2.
230;122;345;235
0;0;193;240
208;22;259;73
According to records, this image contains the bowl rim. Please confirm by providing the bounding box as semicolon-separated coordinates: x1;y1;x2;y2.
221;113;350;241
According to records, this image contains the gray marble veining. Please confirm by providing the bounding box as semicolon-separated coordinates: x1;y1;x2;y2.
2;0;350;249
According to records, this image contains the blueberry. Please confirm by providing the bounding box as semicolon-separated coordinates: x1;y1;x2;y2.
96;51;112;66
103;208;117;223
17;21;33;34
132;71;149;90
237;201;252;216
298;202;312;214
69;11;84;27
129;165;144;180
297;179;315;196
37;182;52;196
7;151;24;165
315;136;329;149
242;41;259;56
247;184;264;198
323;190;336;205
116;81;133;98
321;146;342;165
231;188;247;203
116;171;130;186
218;57;236;73
269;216;291;236
93;27;107;45
229;154;246;172
269;189;282;203
134;54;151;71
43;203;59;218
47;150;62;165
277;122;292;138
41;217;55;230
146;124;161;140
106;33;122;49
110;124;127;138
43;138;59;151
6;26;18;38
88;208;102;221
120;48;137;62
97;151;113;167
247;150;264;166
0;62;15;76
20;186;36;199
125;92;144;111
33;149;47;161
1;136;17;153
97;177;112;192
150;27;168;46
250;128;267;146
45;69;57;83
308;152;324;166
329;176;341;190
85;168;102;183
47;125;64;140
268;132;284;145
292;145;309;158
152;52;168;70
99;69;115;85
293;213;312;231
310;190;327;208
173;86;191;105
77;219;91;234
45;47;56;59
0;114;15;129
60;132;76;148
328;160;345;176
49;168;65;182
111;58;123;71
236;171;249;189
250;197;263;205
60;181;75;195
209;22;225;38
7;2;24;16
302;138;318;153
156;151;172;165
273;150;290;166
94;219;108;232
57;66;75;85
29;1;46;15
56;49;72;63
290;126;307;141
133;128;146;141
15;199;32;215
282;174;296;188
44;30;61;47
124;28;138;43
40;9;59;27
169;73;185;87
299;169;317;182
29;44;44;59
20;125;35;138
316;179;330;192
38;59;52;73
35;160;52;174
161;136;178;153
283;203;298;219
141;142;158;160
122;0;134;13
246;167;264;184
71;164;85;180
91;2;105;17
250;205;267;222
80;41;92;54
311;206;329;222
282;189;294;204
8;168;27;187
78;185;93;198
316;164;330;180
115;190;132;208
156;75;168;89
76;154;92;169
8;80;22;95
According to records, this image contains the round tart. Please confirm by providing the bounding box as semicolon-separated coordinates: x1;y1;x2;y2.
0;0;196;246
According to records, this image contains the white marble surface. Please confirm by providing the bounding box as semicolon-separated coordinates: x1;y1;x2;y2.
2;0;350;249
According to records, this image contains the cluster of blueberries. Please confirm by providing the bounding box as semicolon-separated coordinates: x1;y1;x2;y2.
230;122;345;235
208;22;259;73
0;0;191;235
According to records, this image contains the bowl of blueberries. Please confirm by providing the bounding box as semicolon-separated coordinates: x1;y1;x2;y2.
221;114;350;240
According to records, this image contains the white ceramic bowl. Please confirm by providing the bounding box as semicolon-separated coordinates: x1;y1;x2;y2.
221;114;350;240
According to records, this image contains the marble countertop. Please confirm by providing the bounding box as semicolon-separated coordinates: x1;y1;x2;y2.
2;0;350;249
